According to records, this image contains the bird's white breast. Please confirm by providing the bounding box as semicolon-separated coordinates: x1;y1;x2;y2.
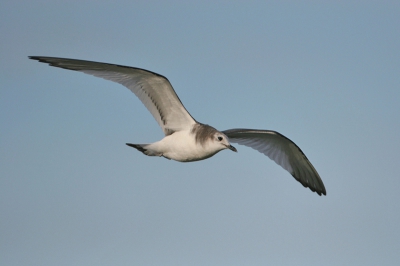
154;129;221;162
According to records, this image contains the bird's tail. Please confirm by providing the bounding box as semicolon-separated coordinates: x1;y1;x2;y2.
126;143;162;157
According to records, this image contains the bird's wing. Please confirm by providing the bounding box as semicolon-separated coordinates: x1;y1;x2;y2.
29;56;196;135
222;128;326;195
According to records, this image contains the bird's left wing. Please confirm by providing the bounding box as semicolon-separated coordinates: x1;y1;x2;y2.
29;56;196;135
223;128;326;195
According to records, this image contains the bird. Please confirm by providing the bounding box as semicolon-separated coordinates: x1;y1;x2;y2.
29;56;326;196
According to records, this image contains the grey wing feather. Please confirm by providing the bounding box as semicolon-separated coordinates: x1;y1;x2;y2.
223;128;326;196
29;56;196;135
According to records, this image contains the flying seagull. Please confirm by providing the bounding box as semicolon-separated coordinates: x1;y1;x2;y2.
29;56;326;196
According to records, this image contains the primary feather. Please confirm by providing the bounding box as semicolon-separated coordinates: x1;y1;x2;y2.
29;56;196;135
223;129;326;195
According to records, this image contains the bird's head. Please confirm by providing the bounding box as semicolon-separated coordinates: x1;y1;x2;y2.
213;132;237;152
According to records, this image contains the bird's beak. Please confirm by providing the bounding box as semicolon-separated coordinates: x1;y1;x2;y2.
228;144;237;152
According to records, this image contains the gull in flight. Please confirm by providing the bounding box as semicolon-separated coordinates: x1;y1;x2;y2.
29;56;326;196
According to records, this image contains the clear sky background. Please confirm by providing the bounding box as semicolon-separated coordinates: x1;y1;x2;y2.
1;1;400;265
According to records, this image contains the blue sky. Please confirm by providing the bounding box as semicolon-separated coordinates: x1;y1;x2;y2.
1;1;400;265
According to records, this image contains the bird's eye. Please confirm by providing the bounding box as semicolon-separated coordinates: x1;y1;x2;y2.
218;136;223;141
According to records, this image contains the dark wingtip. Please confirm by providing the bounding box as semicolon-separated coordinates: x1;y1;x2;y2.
28;56;50;64
292;173;326;196
316;188;327;196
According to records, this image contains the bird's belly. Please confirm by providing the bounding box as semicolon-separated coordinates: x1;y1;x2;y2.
157;130;221;162
164;146;220;162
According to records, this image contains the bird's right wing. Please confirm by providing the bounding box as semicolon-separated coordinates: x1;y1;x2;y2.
29;56;197;135
223;128;326;195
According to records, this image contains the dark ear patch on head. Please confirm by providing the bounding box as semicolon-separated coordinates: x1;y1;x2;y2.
191;123;219;145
